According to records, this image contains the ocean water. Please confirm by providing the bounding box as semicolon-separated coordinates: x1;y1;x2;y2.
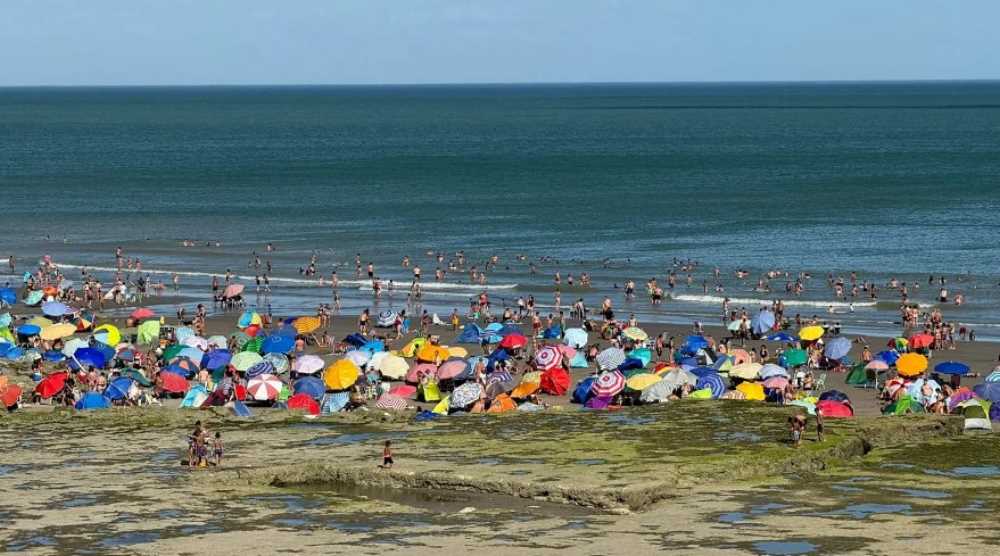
1;82;999;337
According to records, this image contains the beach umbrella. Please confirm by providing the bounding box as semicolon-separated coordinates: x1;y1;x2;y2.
499;334;527;350
2;384;22;408
62;338;88;357
934;361;970;376
262;334;295;355
437;359;469;381
323;359;360;390
104;376;134;401
158;371;189;394
40;322;76;341
376;354;409;380
75;392;111;411
247;374;283;401
35;372;69;399
783;348;808;367
909;333;935;350
511;375;542;399
865;360;889;371
622;327;648;342
173;326;194;343
176;348;205;368
450;382;483;409
0;313;10;328
681;335;709;354
896;353;928;378
759;363;789;380
376;310;399;328
231;352;264;372
238;310;262;329
181;335;209;350
43;350;66;362
798;326;824;342
137;320;161;345
540;368;571;395
123;369;152;387
241;337;263;353
263;353;289;373
689;366;718;378
223;283;245;299
974;382;1000;403
596;347;626;371
762;376;789;390
736;381;765;401
751;311;776;335
246;360;276;379
416;344;449;364
824;337;851;360
767;332;797;343
986;370;1000;383
28;316;53;329
293;376;326;399
727;320;742;332
22;290;43;306
73;347;107;369
207;335;228;349
0;288;16;305
563;328;588;349
639;380;676;403
906;378;941;405
726;349;750;366
321;391;351;414
534;345;562;371
729;363;761;380
41;301;71;317
817;399;853;418
165;356;199;378
345;350;371;368
406;362;438;384
287;393;320;415
446;346;468;359
374;393;408;411
130;307;156;321
203;349;232;370
17;324;41;337
876;350;900;365
659;368;699;388
290;316;321;334
388;384;417;399
591;371;626;398
244;325;262;338
696;373;726;399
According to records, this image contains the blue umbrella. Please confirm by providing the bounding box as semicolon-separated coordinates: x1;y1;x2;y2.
572;376;596;404
767;332;797;343
43;350;66;362
824;337;852;360
0;288;15;306
618;358;645;372
934;361;970;376
75;392;111;410
17;324;41;337
2;346;24;360
457;323;484;344
696;372;726;399
682;335;709;353
751;311;775;335
973;382;1000;402
246;360;276;379
73;347;107;369
95;344;115;364
42;302;71;317
876;350;900;365
274;325;298;338
360;340;385;353
343;333;367;348
104;377;134;401
293;376;326;400
262;334;294;354
203;349;232;370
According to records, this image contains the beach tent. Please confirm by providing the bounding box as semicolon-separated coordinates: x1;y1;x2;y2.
400;338;426;358
816;399;853;418
882;395;925;416
431;395;450;415
75;392;111;411
572;377;596;404
457;323;483;344
845;364;869;386
104;377;134;401
735;381;765;401
180;384;209;408
959;399;992;431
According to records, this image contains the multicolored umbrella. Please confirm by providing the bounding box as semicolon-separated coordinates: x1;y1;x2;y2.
450;382;483;408
247;374;283;401
534;345;562;371
596;348;626;371
622;327;648;341
591;371;626;397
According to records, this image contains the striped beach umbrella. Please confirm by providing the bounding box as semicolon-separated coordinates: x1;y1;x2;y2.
534;345;562;371
375;393;408;411
695;373;726;399
591;371;625;397
759;363;789;380
246;360;276;379
247;374;283;401
596;348;626;371
264;353;289;373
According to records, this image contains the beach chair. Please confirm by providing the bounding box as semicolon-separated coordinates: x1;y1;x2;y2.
813;372;827;393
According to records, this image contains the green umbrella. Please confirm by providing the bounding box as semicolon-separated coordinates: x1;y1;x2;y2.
784;348;807;367
162;344;185;361
123;368;153;387
242;337;263;353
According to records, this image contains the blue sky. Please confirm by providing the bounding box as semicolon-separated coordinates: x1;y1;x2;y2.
1;0;996;85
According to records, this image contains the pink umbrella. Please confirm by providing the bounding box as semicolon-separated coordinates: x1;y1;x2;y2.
591;371;625;398
762;376;789;390
437;359;469;380
557;344;577;359
375;393;408;411
388;384;417;399
405;362;437;384
865;360;889;371
247;374;283;401
534;345;562;371
223;283;245;299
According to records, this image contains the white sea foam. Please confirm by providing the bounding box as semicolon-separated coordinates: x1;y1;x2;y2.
671;293;877;309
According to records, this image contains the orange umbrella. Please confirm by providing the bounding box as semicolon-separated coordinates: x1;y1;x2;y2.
908;333;934;350
487;393;517;413
896;353;928;377
2;385;22;408
293;316;322;334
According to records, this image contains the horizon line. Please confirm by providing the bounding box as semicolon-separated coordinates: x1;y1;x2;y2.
1;78;999;89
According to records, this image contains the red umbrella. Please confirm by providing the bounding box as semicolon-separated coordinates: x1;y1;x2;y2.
130;308;156;321
909;333;934;350
388;384;417;399
816;399;854;418
499;334;527;350
287;393;320;415
158;371;189;394
35;372;69;399
539;368;570;395
244;324;261;338
2;385;23;408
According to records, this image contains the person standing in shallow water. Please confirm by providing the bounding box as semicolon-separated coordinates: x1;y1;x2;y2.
381;440;394;469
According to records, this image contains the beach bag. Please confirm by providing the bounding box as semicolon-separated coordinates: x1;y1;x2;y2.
419;381;441;402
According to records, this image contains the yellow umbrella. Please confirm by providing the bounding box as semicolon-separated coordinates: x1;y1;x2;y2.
896;353;928;378
28;316;53;328
622;327;648;341
293;316;321;334
432;395;451;415
626;373;661;391
40;323;77;341
416;344;448;364
94;324;121;346
729;363;762;380
401;337;426;358
447;346;468;359
324;359;360;390
736;381;765;401
798;326;825;341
